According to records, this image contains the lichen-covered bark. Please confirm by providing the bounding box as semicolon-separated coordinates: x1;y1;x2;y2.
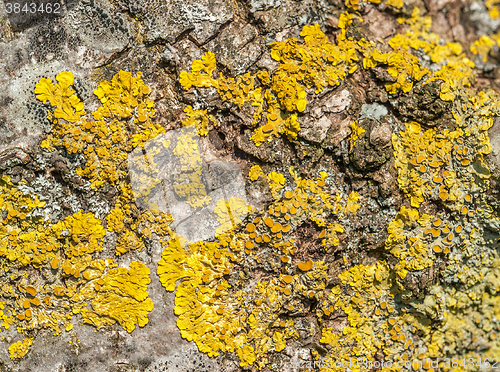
1;0;500;371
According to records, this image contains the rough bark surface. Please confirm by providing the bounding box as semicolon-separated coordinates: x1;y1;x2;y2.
0;0;500;371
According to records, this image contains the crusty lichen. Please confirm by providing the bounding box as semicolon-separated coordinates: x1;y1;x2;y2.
181;105;217;137
360;8;474;101
214;197;251;235
8;337;33;359
36;71;163;189
163;8;500;371
385;206;434;280
179;21;358;146
36;70;168;256
0;70;169;358
158;167;360;367
72;261;154;333
349;120;365;149
171;126;212;208
0;174;155;358
487;0;500;19
392;119;491;209
18;5;500;370
316;8;500;371
471;35;496;62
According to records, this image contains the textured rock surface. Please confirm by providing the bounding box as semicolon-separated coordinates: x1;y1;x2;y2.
1;0;500;370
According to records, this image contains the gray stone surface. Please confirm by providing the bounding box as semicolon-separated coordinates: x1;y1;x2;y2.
65;0;133;54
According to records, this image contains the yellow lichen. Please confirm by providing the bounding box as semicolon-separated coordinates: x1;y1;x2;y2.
320;223;345;248
181;105;216;136
349;121;365;149
345;191;361;214
248;164;265;181
115;230;145;255
179;52;218;90
319;262;407;367
0;182;155;338
385;206;433;279
157;166;358;367
35;71;85;123
361;40;429;94
73;261;154;333
360;8;475;101
0;70;169;355
37;71;163;189
392;118;491;209
470;35;496;62
179;22;358;146
36;70;168;257
24;9;500;370
214;197;251;235
8;338;33;359
385;0;403;8
172;126;212;208
106;207;125;233
249;90;301;146
267;172;285;199
487;0;500;19
52;211;106;258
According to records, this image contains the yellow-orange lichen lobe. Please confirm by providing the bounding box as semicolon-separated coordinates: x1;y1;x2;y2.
349;121;365;149
35;71;85;123
471;35;496;62
248;164;265;181
179;52;218;90
181;105;216;136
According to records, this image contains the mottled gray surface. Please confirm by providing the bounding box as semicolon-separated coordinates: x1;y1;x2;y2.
0;0;499;370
